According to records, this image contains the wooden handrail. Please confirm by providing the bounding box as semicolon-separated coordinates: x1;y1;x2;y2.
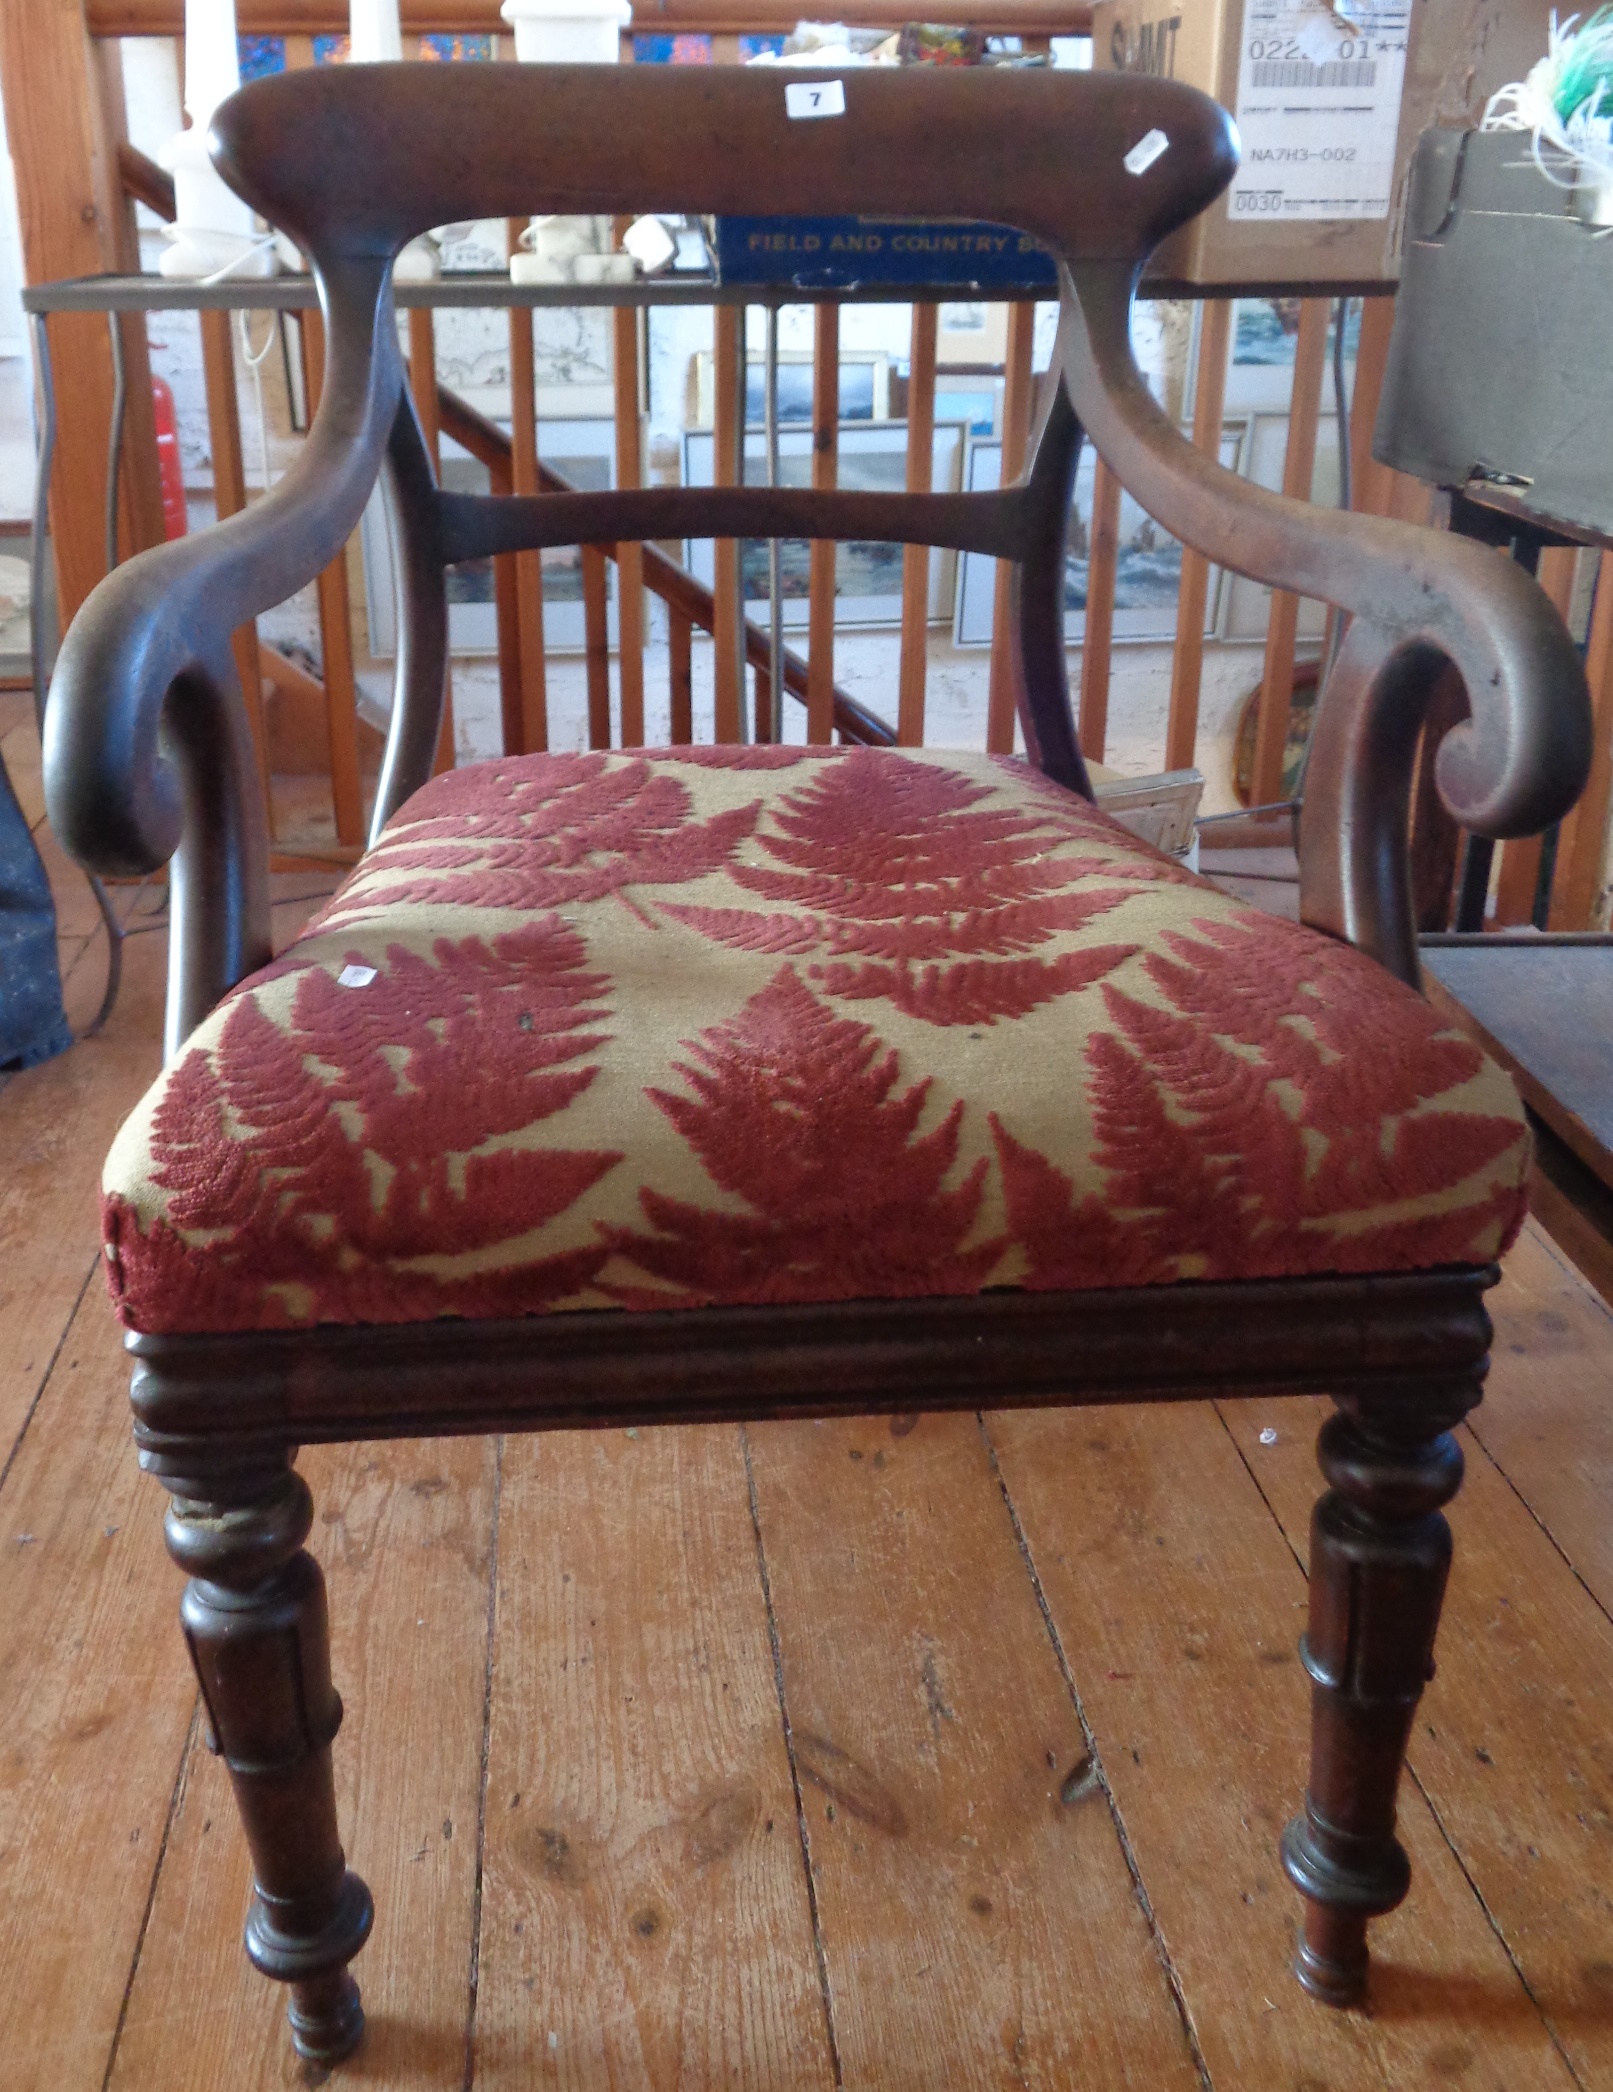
436;384;896;747
117;141;176;223
90;1;1091;33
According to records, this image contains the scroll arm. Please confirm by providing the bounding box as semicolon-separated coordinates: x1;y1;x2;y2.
1056;261;1590;850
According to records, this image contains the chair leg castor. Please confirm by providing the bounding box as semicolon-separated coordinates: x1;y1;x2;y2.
1282;1390;1474;2007
160;1456;374;2063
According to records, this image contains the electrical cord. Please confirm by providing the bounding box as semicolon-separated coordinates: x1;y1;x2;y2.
237;308;280;495
1290;294;1356;805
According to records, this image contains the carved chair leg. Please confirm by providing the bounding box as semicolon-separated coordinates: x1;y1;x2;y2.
1280;1389;1474;2007
159;1457;374;2063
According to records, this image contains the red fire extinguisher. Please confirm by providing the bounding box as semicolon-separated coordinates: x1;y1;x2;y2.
151;376;187;542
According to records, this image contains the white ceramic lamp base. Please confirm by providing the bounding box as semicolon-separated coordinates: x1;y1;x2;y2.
501;0;632;63
158;132;276;281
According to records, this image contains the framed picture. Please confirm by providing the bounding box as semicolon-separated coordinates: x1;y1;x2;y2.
952;424;1245;649
1214;296;1361;416
681;420;966;627
937;300;1009;365
691;349;890;428
932;376;1002;437
0;550;29;670
1217;411;1342;644
363;420;618;658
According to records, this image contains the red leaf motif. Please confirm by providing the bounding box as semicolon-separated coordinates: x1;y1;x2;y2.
990;1118;1171;1289
663;749;1142;1024
661;906;823;956
659;746;842;770
603;966;1004;1306
994;912;1528;1287
109;916;623;1331
320;752;760;925
148;998;327;1237
814;946;1140;1026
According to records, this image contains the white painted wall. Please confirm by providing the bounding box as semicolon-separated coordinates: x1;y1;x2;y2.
0;82;25;361
0;86;34;523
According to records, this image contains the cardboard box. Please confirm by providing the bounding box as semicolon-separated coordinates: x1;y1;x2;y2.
1093;0;1560;286
1091;765;1205;856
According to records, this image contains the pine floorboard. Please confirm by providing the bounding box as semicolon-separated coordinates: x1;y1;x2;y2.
745;1411;1204;2090
106;1435;498;2092
473;1429;831;2090
1;726;1611;2082
988;1401;1585;2092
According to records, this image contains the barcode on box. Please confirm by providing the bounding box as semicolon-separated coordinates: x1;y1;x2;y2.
1249;59;1377;88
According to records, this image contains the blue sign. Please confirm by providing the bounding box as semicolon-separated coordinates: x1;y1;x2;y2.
715;215;1058;290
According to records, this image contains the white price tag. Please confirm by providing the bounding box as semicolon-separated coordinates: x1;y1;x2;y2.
336;963;378;988
1123;128;1170;176
785;78;846;120
1231;1;1410;222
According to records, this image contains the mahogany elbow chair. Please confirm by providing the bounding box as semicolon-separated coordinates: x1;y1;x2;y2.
43;62;1590;2065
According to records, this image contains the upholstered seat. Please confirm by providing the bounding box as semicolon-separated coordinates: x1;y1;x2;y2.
103;746;1529;1337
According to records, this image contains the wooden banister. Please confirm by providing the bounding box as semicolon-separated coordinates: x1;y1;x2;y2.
117;140;176;222
89;1;1092;33
435;383;896;748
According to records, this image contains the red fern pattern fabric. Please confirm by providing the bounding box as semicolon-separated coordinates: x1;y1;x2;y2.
316;751;765;924
991;915;1525;1288
663;748;1150;1024
103;918;622;1329
101;747;1530;1333
601;966;1004;1308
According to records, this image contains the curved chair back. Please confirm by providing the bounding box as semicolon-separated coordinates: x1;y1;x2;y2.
43;62;1589;1054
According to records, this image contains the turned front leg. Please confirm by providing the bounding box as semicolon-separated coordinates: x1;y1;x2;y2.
1281;1393;1472;2007
161;1460;374;2064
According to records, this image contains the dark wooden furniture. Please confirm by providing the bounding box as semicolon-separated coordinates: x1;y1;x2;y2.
1372;128;1613;1291
1424;938;1613;1173
1423;934;1613;1301
1376;124;1613;938
41;62;1590;2064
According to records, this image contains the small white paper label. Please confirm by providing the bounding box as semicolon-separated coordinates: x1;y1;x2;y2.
337;963;378;988
785;78;846;120
1231;1;1410;222
1123;128;1170;176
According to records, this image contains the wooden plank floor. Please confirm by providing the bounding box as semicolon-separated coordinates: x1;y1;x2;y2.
4;710;1613;2086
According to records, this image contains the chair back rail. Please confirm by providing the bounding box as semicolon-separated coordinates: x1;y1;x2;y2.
43;60;1590;1057
433;381;897;752
214;64;1229;261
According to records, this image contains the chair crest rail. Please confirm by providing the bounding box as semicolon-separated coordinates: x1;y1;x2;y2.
210;64;1236;265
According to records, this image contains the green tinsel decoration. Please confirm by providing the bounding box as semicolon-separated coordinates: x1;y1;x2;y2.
1552;7;1613;126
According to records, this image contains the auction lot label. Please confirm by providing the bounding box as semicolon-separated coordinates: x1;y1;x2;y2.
1231;1;1410;221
